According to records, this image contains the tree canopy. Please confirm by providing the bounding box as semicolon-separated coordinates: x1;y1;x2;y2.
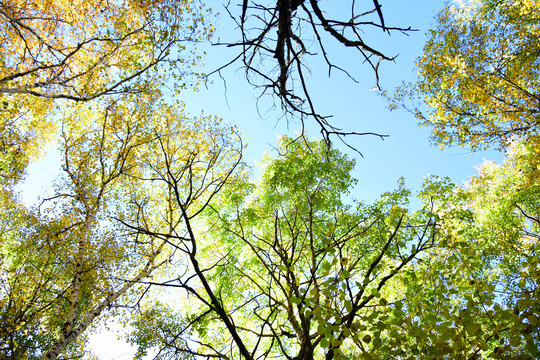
126;137;440;359
123;137;539;360
0;0;211;101
0;0;214;186
390;0;540;151
1;0;540;359
0;100;243;359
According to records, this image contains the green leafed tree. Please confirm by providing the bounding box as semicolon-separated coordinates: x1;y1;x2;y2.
398;140;540;359
127;137;445;360
389;0;540;151
126;136;540;360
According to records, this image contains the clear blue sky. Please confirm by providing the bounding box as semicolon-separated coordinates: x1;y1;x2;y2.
178;0;503;204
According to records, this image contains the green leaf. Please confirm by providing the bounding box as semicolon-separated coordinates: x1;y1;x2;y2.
320;338;329;348
290;296;301;305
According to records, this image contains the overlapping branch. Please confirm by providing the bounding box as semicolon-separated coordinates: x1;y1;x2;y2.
209;0;414;147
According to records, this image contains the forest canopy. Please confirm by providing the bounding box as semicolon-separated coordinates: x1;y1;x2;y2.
1;0;539;360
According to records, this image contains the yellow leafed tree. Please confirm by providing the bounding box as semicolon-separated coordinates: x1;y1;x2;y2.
0;0;214;189
390;0;540;151
0;0;212;101
0;100;244;360
0;4;236;356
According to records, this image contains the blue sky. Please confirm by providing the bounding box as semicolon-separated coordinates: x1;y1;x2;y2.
175;0;504;204
21;0;503;207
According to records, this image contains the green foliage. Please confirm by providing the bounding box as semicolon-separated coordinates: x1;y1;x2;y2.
128;302;190;360
3;1;540;359
133;136;442;359
125;136;540;360
402;141;540;359
384;1;540;356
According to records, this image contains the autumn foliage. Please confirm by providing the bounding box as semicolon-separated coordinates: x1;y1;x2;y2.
0;0;212;101
1;0;540;359
390;0;540;151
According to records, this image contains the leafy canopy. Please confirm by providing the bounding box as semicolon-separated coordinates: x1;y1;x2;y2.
0;98;243;360
128;137;445;360
0;0;213;101
389;0;540;151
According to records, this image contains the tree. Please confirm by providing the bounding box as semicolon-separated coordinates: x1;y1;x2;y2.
122;137;540;360
0;0;212;102
127;137;443;360
392;141;540;359
448;140;539;358
381;1;540;355
211;1;414;144
0;0;214;186
389;0;540;151
0;100;243;360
